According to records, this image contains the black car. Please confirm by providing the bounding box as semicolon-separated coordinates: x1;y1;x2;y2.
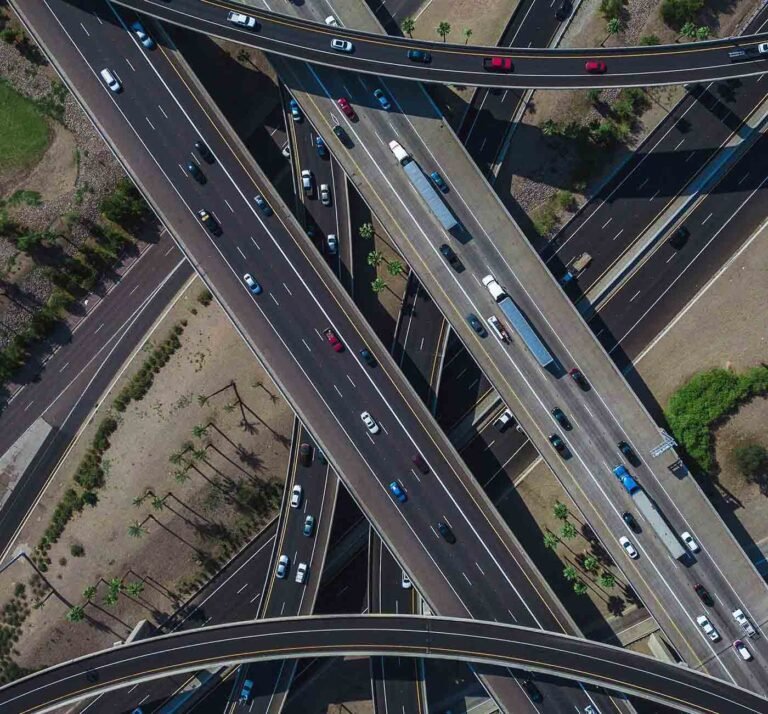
254;194;272;216
694;583;714;606
552;407;572;431
333;124;351;146
622;511;641;534
439;243;463;271
618;440;640;466
196;208;221;236
194;140;214;163
359;348;377;367
568;367;590;391
437;521;456;543
555;0;572;20
668;225;689;249
521;677;543;703
549;434;565;452
299;442;313;467
187;161;206;184
467;313;486;336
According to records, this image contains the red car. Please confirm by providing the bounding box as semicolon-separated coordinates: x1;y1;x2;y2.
483;56;514;72
568;367;590;391
585;60;607;74
323;328;344;352
337;97;355;118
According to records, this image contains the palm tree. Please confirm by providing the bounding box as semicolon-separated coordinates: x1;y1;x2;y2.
132;495;145;508
223;402;236;413
174;468;191;484
387;260;405;277
696;26;710;40
437;22;451;42
192;424;208;439
197;394;209;406
82;585;97;601
560;521;578;540
103;591;119;607
192;448;207;461
367;250;384;268
553;501;569;521
401;17;415;37
125;581;144;597
151;496;165;511
66;605;85;622
583;555;599;573
108;577;123;595
359;222;374;240
371;278;387;294
573;580;588;595
543;532;559;551
128;521;147;538
599;571;616;589
563;565;578;581
169;450;184;465
464;28;473;44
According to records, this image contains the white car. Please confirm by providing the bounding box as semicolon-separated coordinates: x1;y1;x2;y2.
281;143;291;159
331;38;354;53
681;531;700;552
326;234;338;254
758;42;768;54
401;571;412;589
290;484;303;508
734;639;752;660
320;183;331;206
325;15;339;26
360;411;380;434
100;68;121;93
227;11;258;28
619;536;638;559
301;169;313;194
276;554;290;579
295;562;308;584
697;614;720;641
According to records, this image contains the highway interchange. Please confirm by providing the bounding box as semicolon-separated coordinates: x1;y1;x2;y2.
2;0;768;712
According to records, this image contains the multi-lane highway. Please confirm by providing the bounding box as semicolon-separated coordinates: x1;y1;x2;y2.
3;614;767;714
105;0;768;88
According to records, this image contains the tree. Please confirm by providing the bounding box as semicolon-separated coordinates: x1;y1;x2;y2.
132;495;145;508
583;555;599;573
401;17;415;38
82;585;97;601
464;28;473;45
600;0;624;20
151;496;165;511
437;22;451;42
573;580;589;595
587;88;602;106
543;532;559;551
660;0;703;30
108;577;123;595
367;250;384;268
542;119;559;137
371;277;387;294
128;521;146;538
103;591;119;607
197;394;209;406
563;565;578;581
733;444;768;494
174;468;191;484
125;581;145;597
66;605;85;622
100;177;147;229
695;25;710;40
192;448;207;461
639;34;661;45
599;571;616;589
192;424;208;439
680;21;697;38
358;222;374;240
387;260;405;277
553;501;569;521
560;521;578;540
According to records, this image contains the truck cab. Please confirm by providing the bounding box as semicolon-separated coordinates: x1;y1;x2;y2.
481;274;506;302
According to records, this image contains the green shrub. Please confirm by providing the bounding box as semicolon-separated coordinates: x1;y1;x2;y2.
100;177;147;229
70;543;85;557
600;0;624;20
660;0;702;29
7;190;41;207
197;288;213;306
92;417;118;453
639;34;661;45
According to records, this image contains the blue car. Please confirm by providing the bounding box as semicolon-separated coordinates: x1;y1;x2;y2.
243;273;262;295
289;99;302;122
315;135;327;157
389;480;407;503
130;21;155;49
430;171;448;193
373;88;391;110
240;679;254;703
303;515;315;536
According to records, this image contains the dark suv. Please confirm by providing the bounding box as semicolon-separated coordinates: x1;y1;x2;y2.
196;208;221;236
694;583;713;606
622;511;641;534
440;243;463;271
555;0;572;20
299;443;313;467
552;407;572;431
618;440;640;466
437;521;456;543
668;225;689;249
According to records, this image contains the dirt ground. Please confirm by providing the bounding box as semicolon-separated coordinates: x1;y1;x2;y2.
1;277;292;672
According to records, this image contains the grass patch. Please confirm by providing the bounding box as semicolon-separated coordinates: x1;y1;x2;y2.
0;79;51;175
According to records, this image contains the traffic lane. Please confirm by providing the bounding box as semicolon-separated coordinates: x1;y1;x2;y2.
331;159;353;294
6;616;767;714
112;0;768;89
460;414;532;489
593;132;768;361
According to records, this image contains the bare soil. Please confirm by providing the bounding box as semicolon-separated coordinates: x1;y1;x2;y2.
0;277;291;672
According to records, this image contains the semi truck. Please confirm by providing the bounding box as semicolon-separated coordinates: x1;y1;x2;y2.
481;275;555;368
388;141;458;231
613;465;686;560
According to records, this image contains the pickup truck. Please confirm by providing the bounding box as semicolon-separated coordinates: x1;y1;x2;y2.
483;56;514;72
732;608;759;639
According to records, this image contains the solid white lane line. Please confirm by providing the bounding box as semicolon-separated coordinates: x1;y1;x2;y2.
601;218;613;229
250;236;261;250
346;374;356;388
302;339;312;352
80;22;90;36
269;294;279;306
59;362;70;373
237;246;246;260
462;572;472;586
334;385;343;397
94;323;104;334
145;116;156;130
701;212;713;225
612;229;624;241
236;583;248;594
224;199;234;213
283;282;293;295
629;290;641;302
158;105;168;119
125;58;136;72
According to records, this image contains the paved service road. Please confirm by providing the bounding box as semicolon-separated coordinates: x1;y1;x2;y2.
3;614;766;714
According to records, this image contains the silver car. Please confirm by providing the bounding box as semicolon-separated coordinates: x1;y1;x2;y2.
276;554;290;579
227;11;258;28
301;169;313;194
326;234;338;255
361;411;380;434
331;38;354;52
320;183;331;206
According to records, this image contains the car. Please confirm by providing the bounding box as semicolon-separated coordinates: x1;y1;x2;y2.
430;171;448;193
555;0;573;20
618;440;639;466
281;143;291;158
668;225;689;249
467;313;486;336
227;11;259;29
494;409;514;432
243;273;262;295
333;124;351;146
549;434;565;452
361;411;380;434
483;56;514;72
290;484;303;508
694;584;713;606
439;243;463;271
389;480;407;503
303;515;315;536
337;97;355;118
568;367;589;390
289;98;302;122
254;194;272;216
301;169;313;194
326;234;338;254
487;316;509;343
132;708;144;714
194;140;214;163
373;88;391;110
99;68;121;93
619;535;638;559
411;453;429;474
276;554;290;579
130;21;155;49
186;161;206;184
552;407;572;431
585;60;607;74
359;348;377;367
408;49;431;63
325;15;339;26
437;521;456;543
622;511;641;534
331;38;354;52
315;135;328;157
299;442;313;466
320;183;332;206
759;42;768;54
521;677;543;703
401;571;412;589
295;562;308;584
196;208;221;236
323;327;344;352
239;678;254;703
696;614;720;641
734;639;753;660
681;531;700;552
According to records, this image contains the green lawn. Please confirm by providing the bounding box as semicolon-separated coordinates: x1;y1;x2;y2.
0;79;51;176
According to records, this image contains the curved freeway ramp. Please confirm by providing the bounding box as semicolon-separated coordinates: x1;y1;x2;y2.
1;614;765;714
